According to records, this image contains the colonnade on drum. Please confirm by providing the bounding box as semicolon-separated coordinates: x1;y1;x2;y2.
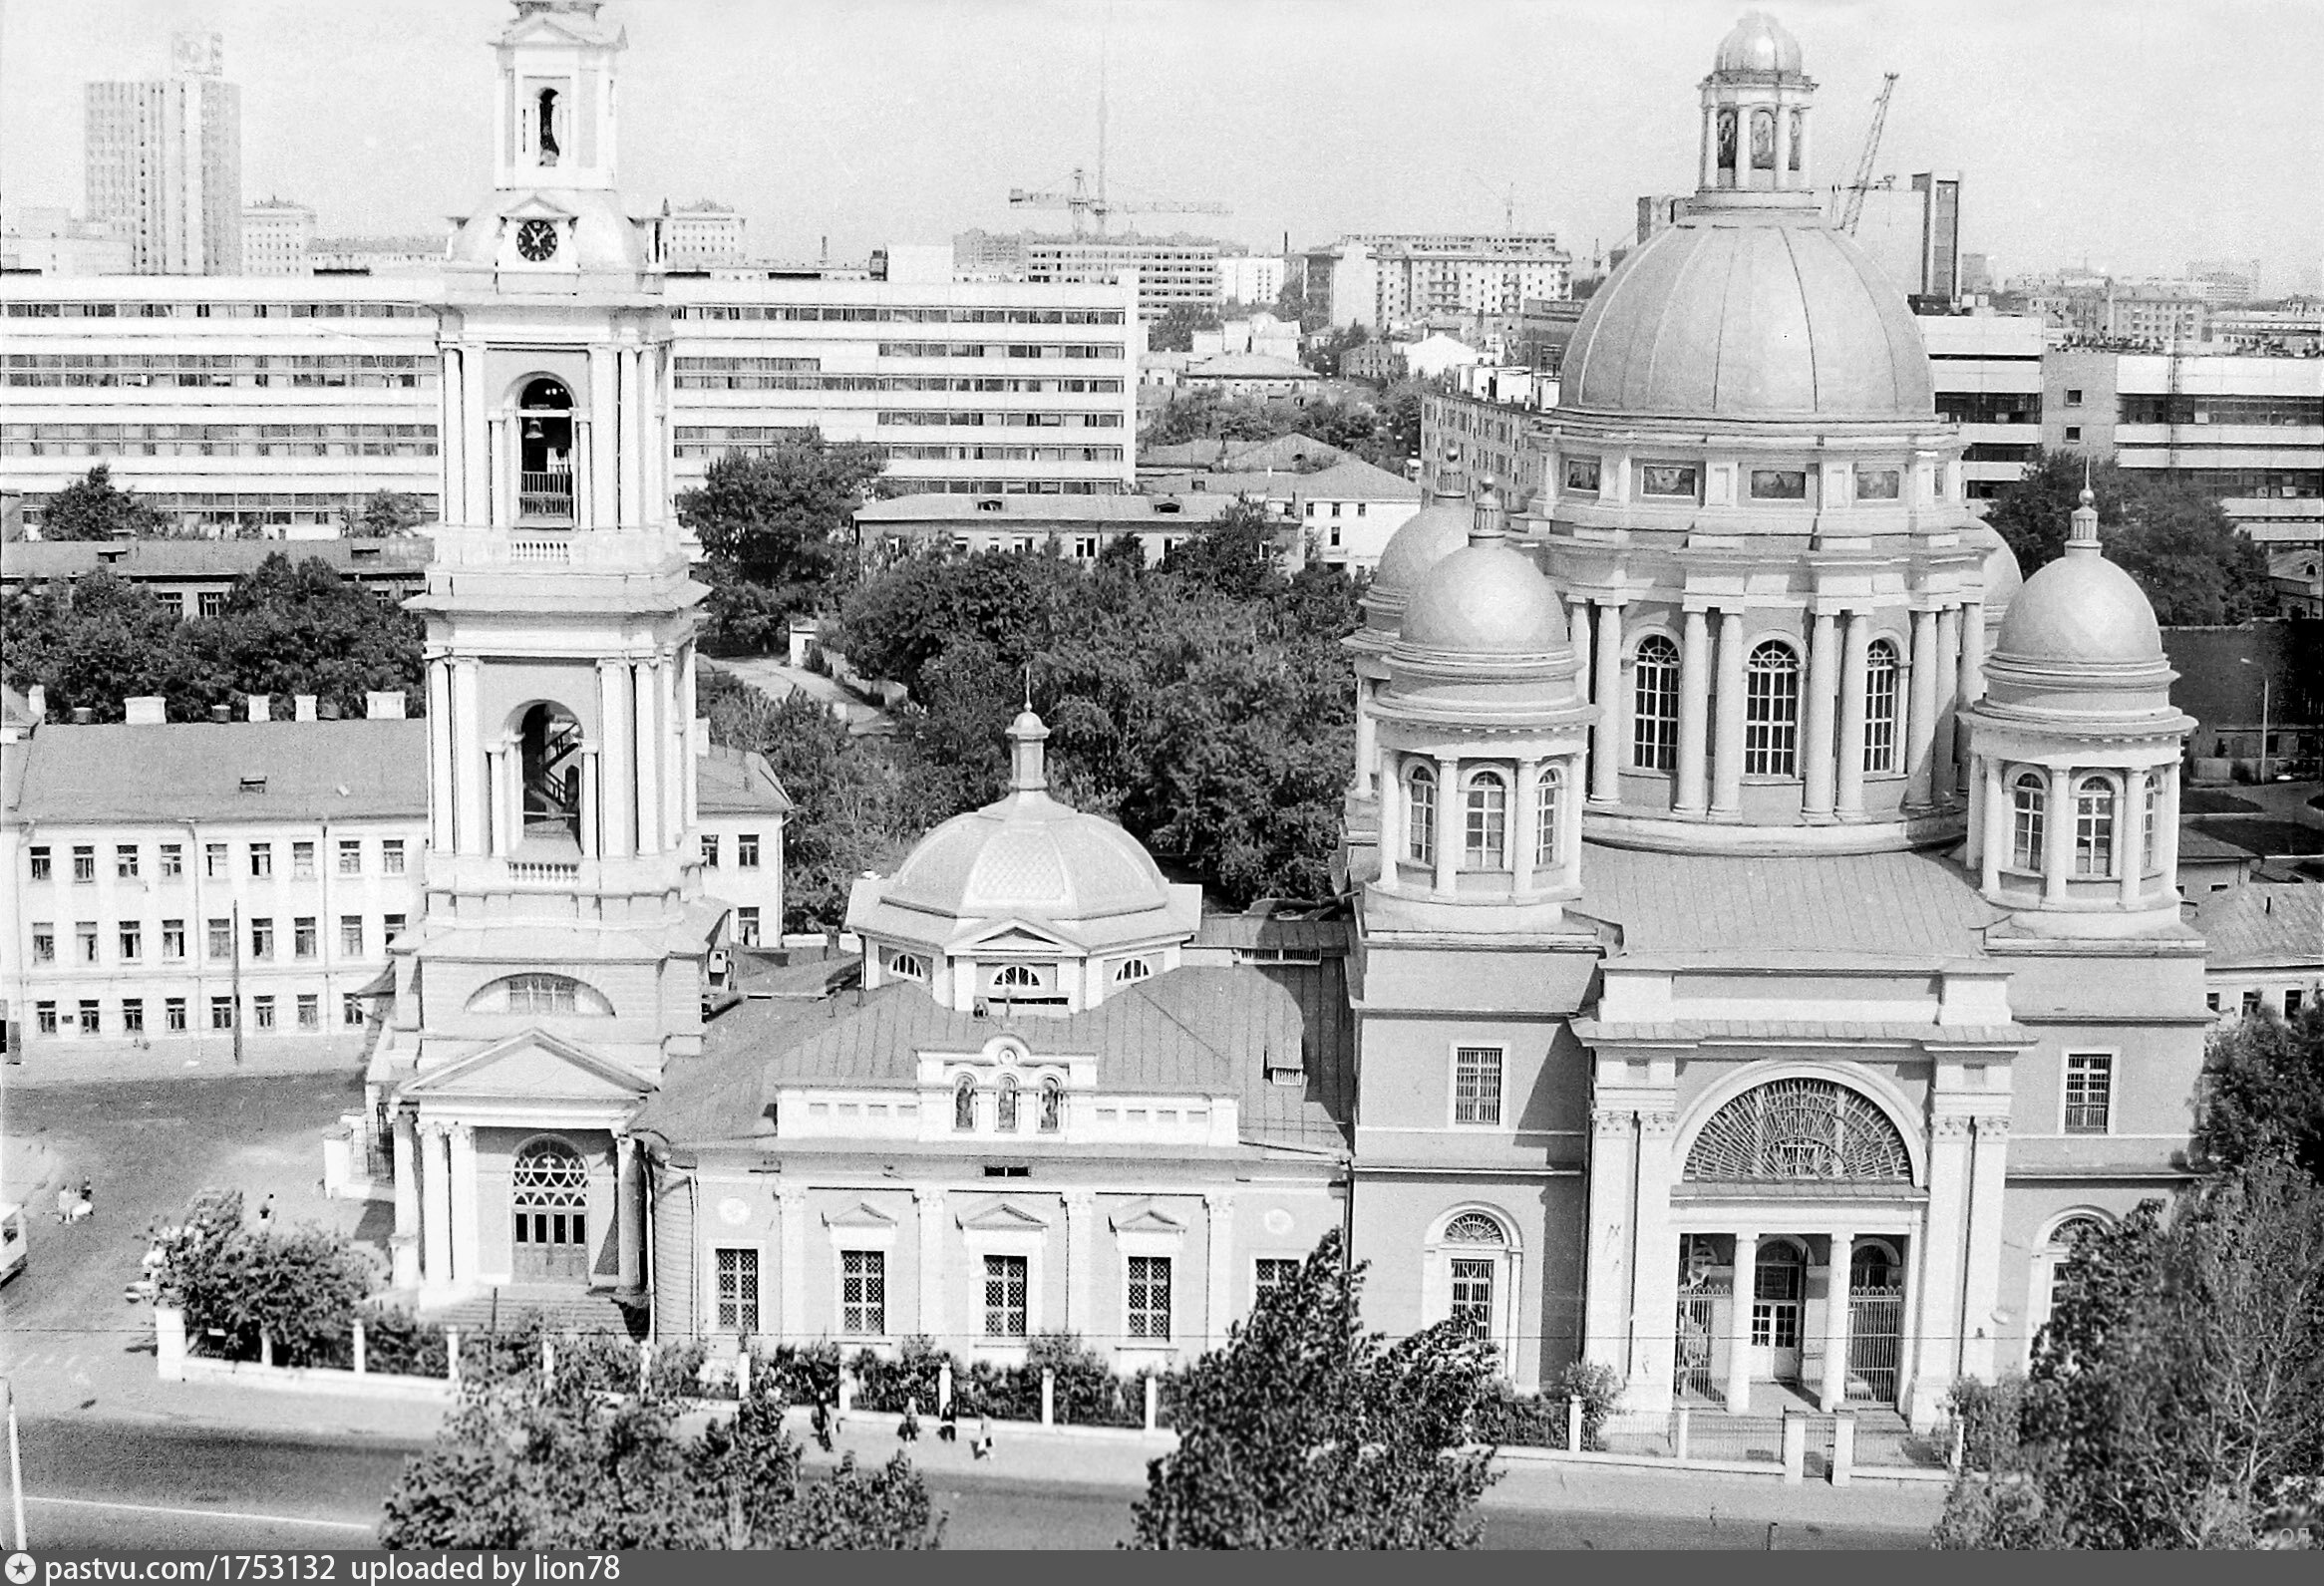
438;339;670;532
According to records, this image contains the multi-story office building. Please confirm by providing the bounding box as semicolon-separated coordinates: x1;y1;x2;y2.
1304;233;1572;332
950;228;1029;279
241;200;316;277
2045;347;2324;549
662;201;747;269
1923;314;2045;506
85;31;243;276
1;208;133;277
1023;235;1218;319
308;237;447;276
1849;173;1961;308
1217;252;1286;308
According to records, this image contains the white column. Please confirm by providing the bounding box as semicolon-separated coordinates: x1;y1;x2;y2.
1820;1232;1854;1411
1591;601;1626;803
597;661;633;860
668;649;690;841
1562;752;1586;879
1933;605;1963;797
1905;607;1939;806
1835;612;1870;820
426;660;455;853
1375;749;1402;893
1959;1116;2010;1383
1802;609;1838;816
618;346;645;525
644;344;667;522
1711;609;1746;817
462;346;491;525
634;658;663;856
570;418;594;531
1676;608;1711;814
1909;1117;1972;1415
1349;680;1378;801
1064;1191;1095;1338
1204;1192;1235;1350
588;344;620;528
1627;1111;1679;1410
439;346;466;526
452;659;485;856
916;1189;947;1344
778;1185;808;1342
2157;765;2181;897
1979;758;2007;892
488;746;512;857
1433;754;1459;895
420;1122;453;1288
1582;1109;1635;1376
579;746;601;860
2119;768;2147;907
1570;600;1594;708
448;1123;479;1284
1511;760;1538;893
615;1136;642;1293
1724;1231;1759;1415
392;1111;421;1288
2044;765;2073;904
1959;601;1987;709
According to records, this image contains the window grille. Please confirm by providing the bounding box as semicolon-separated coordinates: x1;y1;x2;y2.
2064;1054;2113;1133
2011;772;2047;870
1453;1049;1503;1126
883;950;929;982
997;1075;1021;1132
1406;763;1437;864
1255;1257;1300;1299
1128;1255;1171;1340
1743;642;1801;777
1450;1258;1494;1340
507;974;578;1014
984;1254;1029;1337
1112;957;1152;983
953;1076;978;1132
716;1247;761;1334
993;964;1041;990
1444;1212;1505;1244
1863;640;1899;773
1464;772;1507;869
1533;766;1562;868
2074;777;2116;877
1038;1078;1063;1132
841;1250;885;1337
1683;1079;1911;1181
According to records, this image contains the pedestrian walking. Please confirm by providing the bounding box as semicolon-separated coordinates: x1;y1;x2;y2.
80;1177;94;1218
256;1193;275;1228
899;1396;921;1443
56;1182;73;1224
811;1396;833;1453
972;1416;994;1461
938;1398;958;1443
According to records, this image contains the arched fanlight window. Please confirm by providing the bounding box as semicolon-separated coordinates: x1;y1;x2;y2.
1632;635;1680;771
1441;1211;1507;1343
1112;957;1153;984
952;1074;977;1132
1464;771;1508;869
1743;642;1801;777
996;1074;1020;1132
1862;640;1900;774
1683;1079;1912;1182
468;972;611;1017
1406;762;1437;865
992;964;1041;990
1038;1077;1063;1132
1533;765;1562;869
2011;771;2047;870
2074;776;2117;878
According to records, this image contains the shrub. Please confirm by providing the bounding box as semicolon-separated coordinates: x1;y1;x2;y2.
1556;1360;1626;1451
1946;1374;2029;1473
753;1340;841;1407
157;1189;375;1368
850;1337;949;1415
1471;1380;1565;1448
362;1307;449;1379
552;1331;645;1396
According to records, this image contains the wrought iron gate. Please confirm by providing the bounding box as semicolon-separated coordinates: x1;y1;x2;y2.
1673;1288;1723;1401
1847;1286;1903;1406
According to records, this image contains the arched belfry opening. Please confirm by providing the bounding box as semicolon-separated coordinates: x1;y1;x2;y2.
536;88;561;166
518;700;584;848
517;377;575;522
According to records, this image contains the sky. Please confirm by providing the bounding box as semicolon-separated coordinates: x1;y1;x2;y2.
3;0;2320;290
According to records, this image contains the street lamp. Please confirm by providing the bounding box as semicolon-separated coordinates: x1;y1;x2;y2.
2239;655;2272;783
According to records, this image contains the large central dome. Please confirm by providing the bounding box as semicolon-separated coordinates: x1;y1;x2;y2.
1559;212;1933;422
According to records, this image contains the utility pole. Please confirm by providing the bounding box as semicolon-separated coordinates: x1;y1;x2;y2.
4;1374;25;1548
230;900;244;1066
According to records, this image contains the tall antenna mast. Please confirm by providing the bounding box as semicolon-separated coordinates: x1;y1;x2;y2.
1097;15;1109;212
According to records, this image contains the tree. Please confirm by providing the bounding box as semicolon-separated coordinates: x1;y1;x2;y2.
676;439;888;640
1148;304;1223;354
1932;1162;2324;1549
156;1190;376;1368
38;464;167;540
2193;1004;2324;1184
0;567;183;721
1128;1230;1499;1549
1984;450;2275;624
1303;323;1370;378
1159;499;1286;604
342;489;427;536
178;552;427;722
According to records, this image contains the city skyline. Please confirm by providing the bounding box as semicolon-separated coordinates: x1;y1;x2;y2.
1;0;2318;289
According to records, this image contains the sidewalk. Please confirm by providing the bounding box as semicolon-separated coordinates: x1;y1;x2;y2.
2;1035;367;1089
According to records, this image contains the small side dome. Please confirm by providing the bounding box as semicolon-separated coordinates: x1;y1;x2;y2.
1964;522;2024;618
1400;486;1568;656
1371;457;1474;596
1991;491;2161;667
1714;10;1805;75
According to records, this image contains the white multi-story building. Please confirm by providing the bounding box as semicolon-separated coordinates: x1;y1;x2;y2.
662;201;747;269
1024;235;1219;318
1;208;133;277
1922;314;2045;508
241;200;317;277
85;31;243;276
1302;234;1571;331
1217;252;1287;308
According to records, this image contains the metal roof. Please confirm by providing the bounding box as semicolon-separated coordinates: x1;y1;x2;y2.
4;720;428;824
1;539;430;583
2190;881;2324;970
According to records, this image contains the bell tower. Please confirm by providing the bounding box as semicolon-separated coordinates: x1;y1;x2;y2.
369;0;706;1305
1696;11;1818;204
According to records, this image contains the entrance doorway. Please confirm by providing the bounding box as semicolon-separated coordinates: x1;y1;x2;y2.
511;1137;590;1282
1750;1238;1805;1382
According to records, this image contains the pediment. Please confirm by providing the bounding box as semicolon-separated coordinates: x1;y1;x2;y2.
1110;1201;1186;1235
958;1199;1051;1233
963;919;1074;954
499;14;623;50
401;1028;653;1105
824;1201;898;1230
499;193;578;222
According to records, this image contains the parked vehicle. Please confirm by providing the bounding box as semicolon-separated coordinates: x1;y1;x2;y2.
0;1202;28;1286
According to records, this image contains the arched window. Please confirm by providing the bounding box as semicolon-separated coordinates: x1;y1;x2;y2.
1750;108;1777;170
996;1075;1020;1132
1788;109;1805;172
1862;640;1900;774
1683;1079;1912;1182
1847;1240;1899;1292
992;964;1040;990
469;973;611;1017
1533;765;1562;869
1632;636;1680;771
2074;776;2117;877
2011;772;2047;870
511;1137;587;1280
535;89;560;164
2143;777;2161;875
1406;762;1437;865
1112;957;1152;984
2039;1215;2109;1329
1442;1212;1507;1343
1039;1077;1063;1132
1464;771;1507;869
1743;642;1801;777
952;1074;977;1132
882;949;929;983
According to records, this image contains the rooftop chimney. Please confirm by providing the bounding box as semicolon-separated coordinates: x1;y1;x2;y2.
125;696;167;726
24;685;46;721
294;694;318;722
211;704;232;724
247;694;271;723
71;706;95;725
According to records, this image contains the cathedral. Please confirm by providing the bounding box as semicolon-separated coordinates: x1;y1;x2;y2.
374;2;2210;1435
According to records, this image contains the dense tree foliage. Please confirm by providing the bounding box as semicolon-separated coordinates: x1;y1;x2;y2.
341;489;428;535
1147;303;1224;353
37;464;168;540
2;553;425;722
1985;450;2275;625
380;1370;942;1550
676;437;889;652
157;1190;376;1368
1932;1162;2324;1549
1128;1230;1499;1549
2194;1004;2324;1185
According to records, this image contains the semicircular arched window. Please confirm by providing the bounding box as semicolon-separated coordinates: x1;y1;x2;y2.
1744;642;1802;777
1443;1211;1507;1245
1683;1078;1911;1183
511;1137;587;1208
467;973;612;1017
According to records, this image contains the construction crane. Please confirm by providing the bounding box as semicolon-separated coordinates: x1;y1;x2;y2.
1837;72;1900;234
1009;166;1228;240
